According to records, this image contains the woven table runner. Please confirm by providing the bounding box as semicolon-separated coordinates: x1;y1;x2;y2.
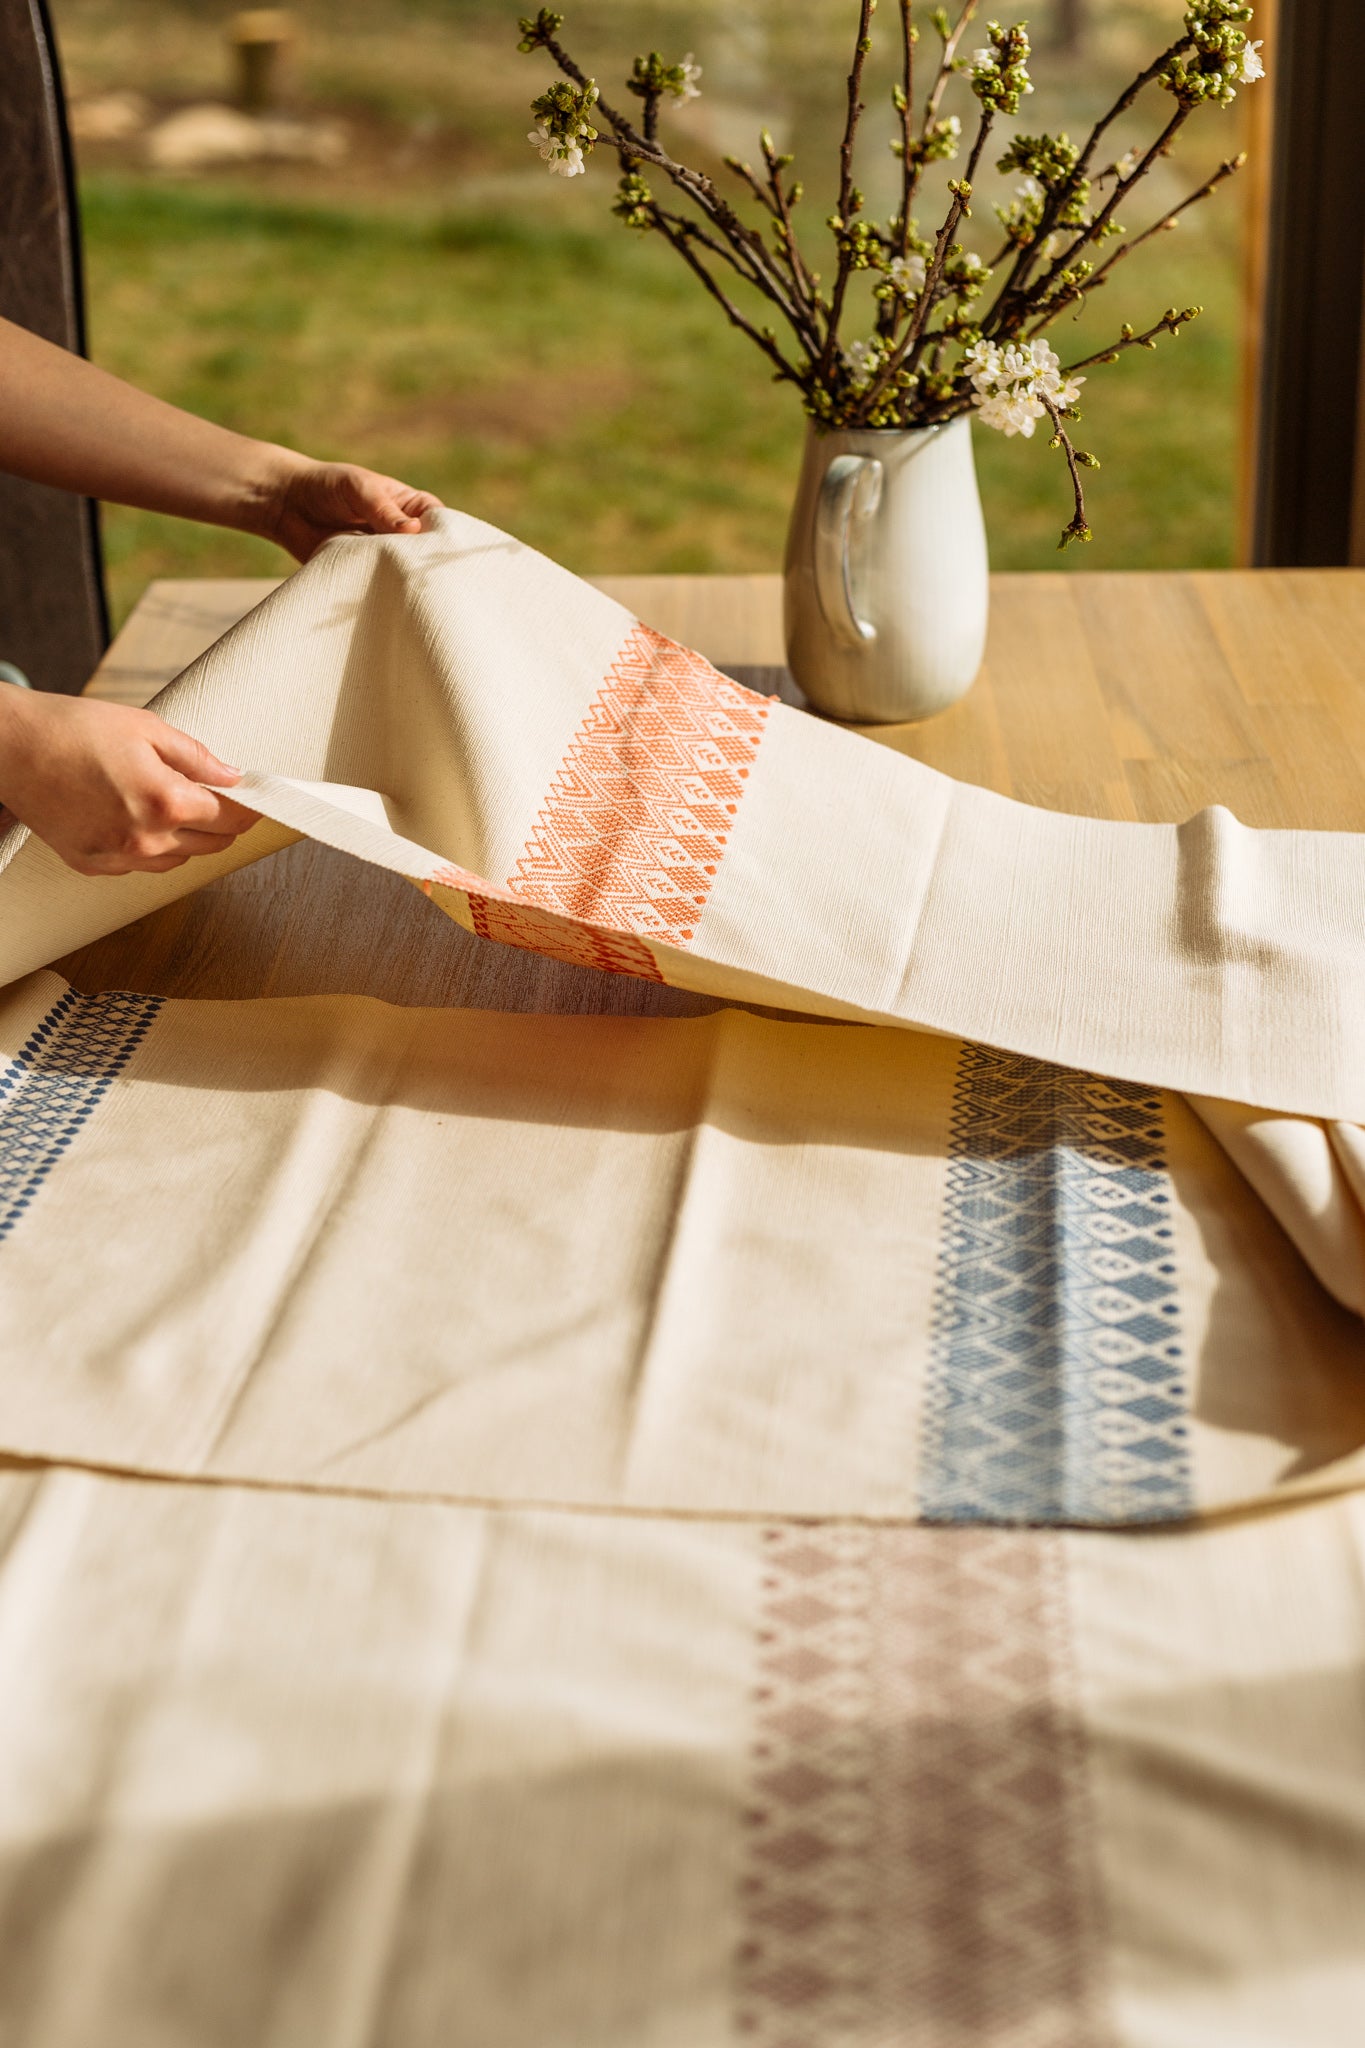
3;508;1365;1122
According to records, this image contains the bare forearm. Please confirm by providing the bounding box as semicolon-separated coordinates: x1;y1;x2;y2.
0;320;444;878
0;314;302;531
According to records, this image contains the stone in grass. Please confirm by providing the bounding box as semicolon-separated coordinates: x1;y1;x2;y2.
146;104;348;173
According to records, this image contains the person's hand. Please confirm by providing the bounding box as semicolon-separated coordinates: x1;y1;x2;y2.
0;690;258;876
248;451;443;563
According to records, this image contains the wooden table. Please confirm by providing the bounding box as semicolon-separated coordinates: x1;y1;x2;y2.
61;566;1365;1010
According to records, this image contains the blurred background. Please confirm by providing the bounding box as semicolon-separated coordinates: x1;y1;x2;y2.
52;0;1259;623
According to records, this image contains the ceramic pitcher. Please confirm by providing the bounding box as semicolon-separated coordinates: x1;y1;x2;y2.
783;413;989;723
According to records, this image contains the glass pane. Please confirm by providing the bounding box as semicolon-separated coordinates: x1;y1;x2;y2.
56;0;1261;618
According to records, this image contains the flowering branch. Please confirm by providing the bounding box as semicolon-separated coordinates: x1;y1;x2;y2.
904;1;980;217
1058;302;1203;375
854;108;996;421
987;39;1182;321
520;9;817;354
513;1;1263;546
1009;104;1191;329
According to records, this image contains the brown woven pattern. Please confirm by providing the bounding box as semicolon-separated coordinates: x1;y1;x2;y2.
736;1523;1112;2046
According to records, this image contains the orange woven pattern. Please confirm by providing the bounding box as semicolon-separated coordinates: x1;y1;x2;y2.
507;622;771;946
469;894;665;982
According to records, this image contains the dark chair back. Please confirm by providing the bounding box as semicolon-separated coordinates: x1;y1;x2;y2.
0;0;109;693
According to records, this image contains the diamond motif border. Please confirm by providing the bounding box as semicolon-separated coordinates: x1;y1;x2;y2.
0;987;163;1242
734;1522;1114;2046
506;621;771;946
921;1045;1193;1525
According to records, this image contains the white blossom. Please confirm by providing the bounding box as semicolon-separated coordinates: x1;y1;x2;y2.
1238;39;1265;83
887;253;926;297
970;41;1031;93
676;52;702;101
528;121;586;176
842;338;883;389
976;391;1046;434
1113;149;1138;181
995;174;1046;243
963;337;1084;439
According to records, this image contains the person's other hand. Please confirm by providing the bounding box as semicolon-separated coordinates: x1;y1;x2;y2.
251;452;443;563
0;690;258;876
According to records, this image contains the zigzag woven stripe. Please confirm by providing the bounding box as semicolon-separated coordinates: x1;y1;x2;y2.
921;1045;1193;1525
0;988;163;1243
506;621;771;947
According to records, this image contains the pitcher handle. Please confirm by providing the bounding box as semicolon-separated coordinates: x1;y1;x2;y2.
814;453;883;649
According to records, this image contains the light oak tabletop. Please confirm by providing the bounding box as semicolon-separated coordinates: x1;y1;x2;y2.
87;567;1365;831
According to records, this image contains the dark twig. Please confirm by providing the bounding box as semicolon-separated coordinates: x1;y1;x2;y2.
723;152;778;218
921;0;980;132
1072;150;1244;299
816;0;877;387
894;0;916;256
900;0;980;220
643;203;807;387
1040;394;1092;548
760;130;820;323
592;124;820;351
837;0;875;223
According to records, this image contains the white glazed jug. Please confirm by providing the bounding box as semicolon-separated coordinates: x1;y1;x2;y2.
782;414;989;723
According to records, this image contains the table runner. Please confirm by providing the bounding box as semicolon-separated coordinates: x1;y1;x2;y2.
3;1462;1363;2047
3;509;1365;1122
3;966;1361;1525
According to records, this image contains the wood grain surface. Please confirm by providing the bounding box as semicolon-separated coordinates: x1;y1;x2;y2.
62;565;1365;1009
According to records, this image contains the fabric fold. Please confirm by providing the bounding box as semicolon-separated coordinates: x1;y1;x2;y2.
1187;1096;1365;1317
3;507;1365;1120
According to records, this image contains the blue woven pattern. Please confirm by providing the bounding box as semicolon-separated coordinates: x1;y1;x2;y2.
0;988;162;1243
921;1046;1192;1526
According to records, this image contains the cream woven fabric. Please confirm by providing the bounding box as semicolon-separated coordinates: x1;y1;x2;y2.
1;967;1362;1524
3;513;1365;2041
3;509;1365;1120
3;1464;1364;2047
